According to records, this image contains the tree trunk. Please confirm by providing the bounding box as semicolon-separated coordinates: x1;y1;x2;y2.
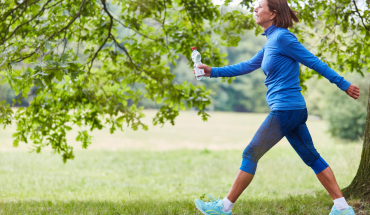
342;85;370;201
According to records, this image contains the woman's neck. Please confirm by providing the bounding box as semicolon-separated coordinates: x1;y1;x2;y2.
262;22;274;31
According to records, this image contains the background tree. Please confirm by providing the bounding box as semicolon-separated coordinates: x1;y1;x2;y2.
0;0;258;162
324;73;368;141
304;71;368;141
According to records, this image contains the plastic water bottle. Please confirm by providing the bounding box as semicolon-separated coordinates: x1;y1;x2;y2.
191;47;205;80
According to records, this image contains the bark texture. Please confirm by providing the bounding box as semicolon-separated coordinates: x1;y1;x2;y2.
342;85;370;201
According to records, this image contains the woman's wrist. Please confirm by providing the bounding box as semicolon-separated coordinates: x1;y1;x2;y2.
210;67;218;78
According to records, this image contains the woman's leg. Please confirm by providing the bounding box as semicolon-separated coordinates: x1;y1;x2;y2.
316;167;343;199
285;122;344;200
226;170;254;202
226;155;344;203
285;112;350;211
317;168;354;213
225;166;345;202
227;110;305;203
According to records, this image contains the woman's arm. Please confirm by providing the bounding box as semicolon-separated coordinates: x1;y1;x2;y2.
278;31;360;99
277;31;351;91
208;47;265;78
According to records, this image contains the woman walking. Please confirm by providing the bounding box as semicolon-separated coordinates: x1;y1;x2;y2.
194;0;360;214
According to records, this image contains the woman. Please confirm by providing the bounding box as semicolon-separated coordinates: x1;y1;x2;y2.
194;0;360;214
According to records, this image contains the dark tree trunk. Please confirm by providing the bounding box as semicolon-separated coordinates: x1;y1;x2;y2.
342;85;370;201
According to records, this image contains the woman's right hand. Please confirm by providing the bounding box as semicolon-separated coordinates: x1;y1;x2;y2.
193;64;212;77
345;84;360;100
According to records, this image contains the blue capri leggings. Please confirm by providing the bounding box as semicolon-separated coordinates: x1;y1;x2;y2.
241;108;329;175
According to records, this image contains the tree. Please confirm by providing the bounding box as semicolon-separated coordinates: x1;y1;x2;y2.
240;0;370;201
323;73;368;141
0;0;257;162
342;86;370;200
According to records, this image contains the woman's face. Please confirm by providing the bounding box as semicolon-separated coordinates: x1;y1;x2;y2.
254;0;275;29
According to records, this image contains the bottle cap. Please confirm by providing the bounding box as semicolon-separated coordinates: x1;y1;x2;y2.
191;47;197;50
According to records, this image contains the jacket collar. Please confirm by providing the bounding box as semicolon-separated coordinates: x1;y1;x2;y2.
261;24;276;36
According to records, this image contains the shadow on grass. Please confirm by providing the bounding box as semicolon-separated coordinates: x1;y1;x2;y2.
0;191;369;214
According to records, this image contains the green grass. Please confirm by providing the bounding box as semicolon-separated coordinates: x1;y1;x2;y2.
0;111;368;214
0;148;367;214
0;193;342;214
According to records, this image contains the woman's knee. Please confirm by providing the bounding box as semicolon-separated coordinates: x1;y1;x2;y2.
308;156;329;174
240;157;258;175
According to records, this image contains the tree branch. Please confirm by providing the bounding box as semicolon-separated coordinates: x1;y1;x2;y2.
87;0;113;71
353;0;370;32
48;0;88;39
76;28;82;58
45;0;64;9
113;16;159;41
3;0;31;41
98;0;167;76
162;0;169;46
13;0;88;63
0;0;31;22
110;35;135;67
60;29;68;59
3;0;53;43
110;35;159;82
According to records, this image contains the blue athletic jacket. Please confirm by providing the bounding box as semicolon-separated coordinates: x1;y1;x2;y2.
210;24;351;110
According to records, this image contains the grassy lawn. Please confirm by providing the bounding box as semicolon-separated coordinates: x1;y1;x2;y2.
0;111;368;214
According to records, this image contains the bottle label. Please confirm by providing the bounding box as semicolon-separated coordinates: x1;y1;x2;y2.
194;63;205;77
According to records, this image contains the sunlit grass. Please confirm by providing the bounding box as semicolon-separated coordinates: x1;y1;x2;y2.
0;192;343;215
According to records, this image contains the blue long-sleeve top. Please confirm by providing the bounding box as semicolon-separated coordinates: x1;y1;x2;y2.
211;25;351;110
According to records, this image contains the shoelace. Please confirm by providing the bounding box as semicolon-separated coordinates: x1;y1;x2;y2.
204;193;222;209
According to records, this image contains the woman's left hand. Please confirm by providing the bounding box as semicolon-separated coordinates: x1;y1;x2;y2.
345;84;360;100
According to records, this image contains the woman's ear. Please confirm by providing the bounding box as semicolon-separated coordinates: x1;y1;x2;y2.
271;10;277;20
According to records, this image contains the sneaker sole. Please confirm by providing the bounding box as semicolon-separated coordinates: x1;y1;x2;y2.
194;199;208;215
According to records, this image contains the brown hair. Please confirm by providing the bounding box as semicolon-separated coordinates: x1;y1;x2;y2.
266;0;299;28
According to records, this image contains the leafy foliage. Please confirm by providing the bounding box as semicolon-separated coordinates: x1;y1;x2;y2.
325;99;366;141
325;74;368;141
304;72;369;141
2;0;370;160
0;0;258;161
